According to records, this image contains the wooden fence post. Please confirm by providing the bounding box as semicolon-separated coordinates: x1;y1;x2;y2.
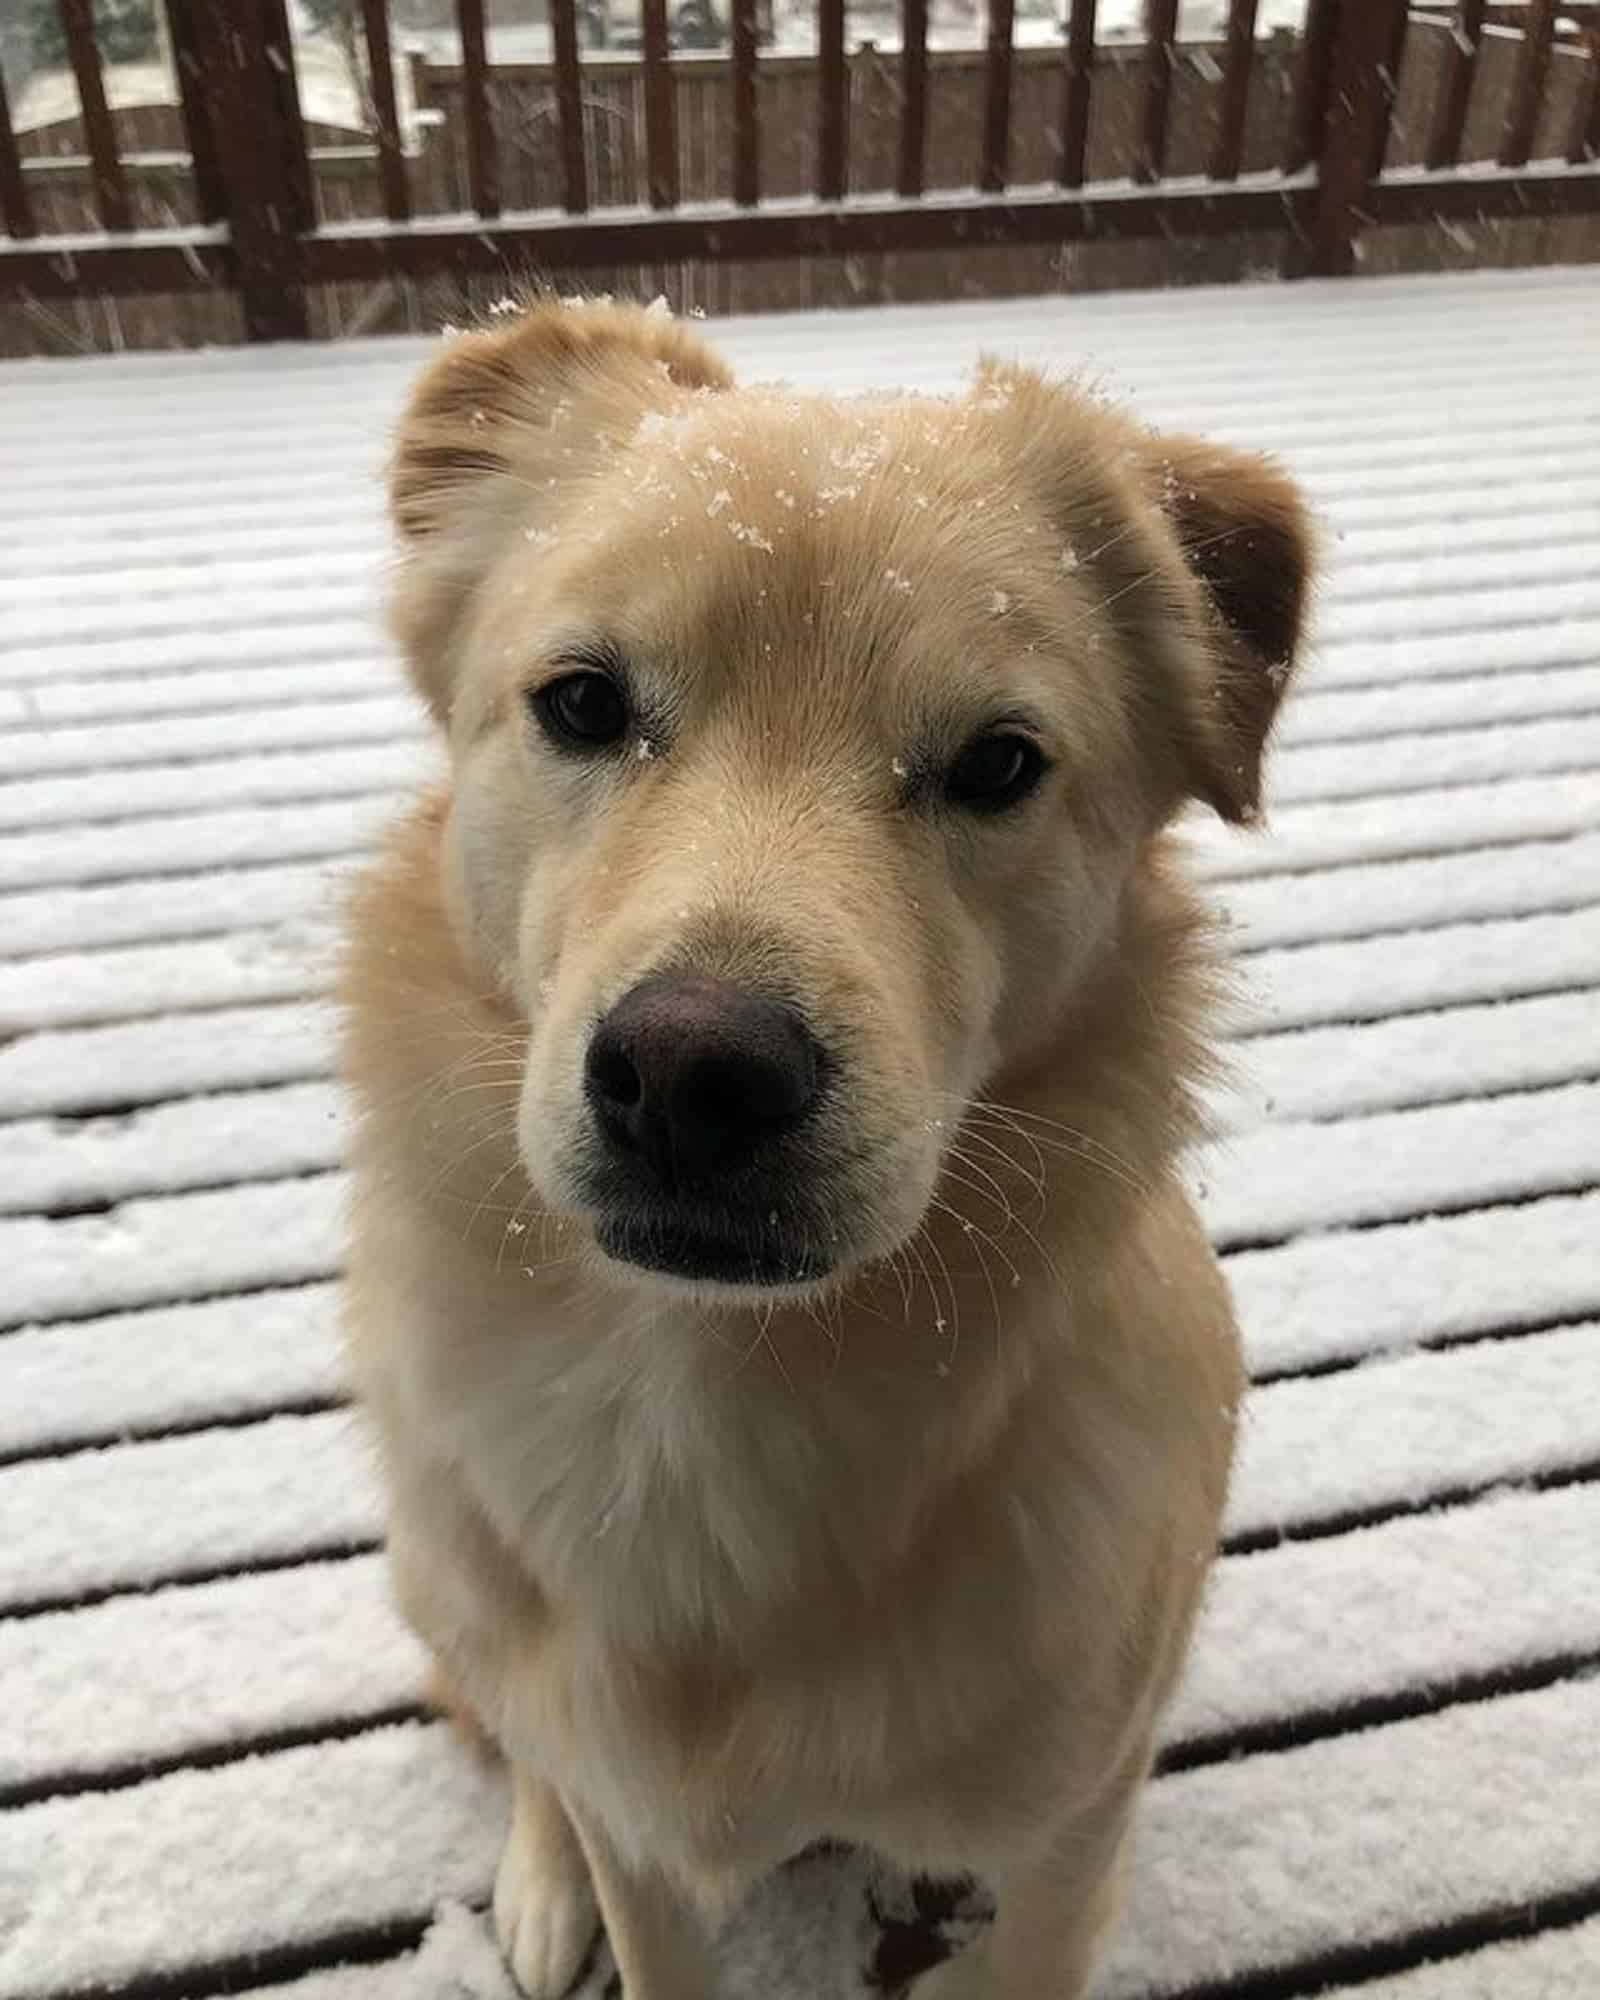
1292;0;1407;278
186;0;312;339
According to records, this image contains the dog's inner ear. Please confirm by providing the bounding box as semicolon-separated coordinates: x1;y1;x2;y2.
389;299;733;544
1150;435;1315;826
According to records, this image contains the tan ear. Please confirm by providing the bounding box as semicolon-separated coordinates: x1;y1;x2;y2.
390;297;732;541
386;299;732;724
1149;434;1315;825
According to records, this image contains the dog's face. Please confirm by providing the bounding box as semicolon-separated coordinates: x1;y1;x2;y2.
389;303;1310;1300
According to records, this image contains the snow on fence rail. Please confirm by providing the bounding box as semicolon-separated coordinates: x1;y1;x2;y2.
1;0;1598;342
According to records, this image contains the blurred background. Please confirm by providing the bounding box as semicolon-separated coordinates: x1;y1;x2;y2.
0;0;1596;353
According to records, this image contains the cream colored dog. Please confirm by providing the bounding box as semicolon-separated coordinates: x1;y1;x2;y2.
340;299;1310;1998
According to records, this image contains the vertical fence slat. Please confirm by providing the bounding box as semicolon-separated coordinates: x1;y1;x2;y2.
550;0;589;212
1135;0;1178;184
1209;0;1258;182
359;0;411;222
1059;0;1096;187
1500;0;1558;166
641;0;678;207
897;0;929;196
818;0;847;200
1424;0;1485;170
187;0;309;339
980;0;1017;193
1283;0;1339;173
1568;28;1600;165
163;0;225;223
1299;0;1407;277
1366;0;1409;178
731;0;760;206
458;0;501;218
59;0;132;231
0;58;34;239
259;0;314;231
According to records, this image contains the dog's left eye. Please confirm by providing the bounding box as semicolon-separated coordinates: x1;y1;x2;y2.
945;731;1047;813
531;669;631;751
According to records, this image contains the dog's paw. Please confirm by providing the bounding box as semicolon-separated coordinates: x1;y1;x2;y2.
493;1808;601;1999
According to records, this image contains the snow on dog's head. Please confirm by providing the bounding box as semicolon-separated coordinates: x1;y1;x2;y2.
380;298;1312;1299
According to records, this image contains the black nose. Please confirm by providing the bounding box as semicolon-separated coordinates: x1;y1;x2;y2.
585;975;822;1189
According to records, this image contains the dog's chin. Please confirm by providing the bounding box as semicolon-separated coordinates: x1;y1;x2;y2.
593;1212;839;1304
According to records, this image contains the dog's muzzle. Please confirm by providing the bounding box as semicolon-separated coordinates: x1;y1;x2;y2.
581;973;832;1287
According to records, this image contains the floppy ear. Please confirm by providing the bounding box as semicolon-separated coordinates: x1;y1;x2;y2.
967;363;1313;829
388;299;732;721
1148;433;1315;825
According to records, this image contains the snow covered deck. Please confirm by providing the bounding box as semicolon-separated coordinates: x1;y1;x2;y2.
3;265;1599;1998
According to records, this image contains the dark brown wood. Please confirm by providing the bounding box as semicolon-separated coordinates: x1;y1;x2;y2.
1425;0;1486;170
640;0;678;208
1501;0;1558;165
300;177;1322;277
980;0;1017;193
1367;157;1600;222
0;57;33;240
359;0;411;222
1367;0;1410;179
163;0;226;225
731;0;760;206
1297;0;1408;277
1059;0;1096;188
1210;0;1259;182
1568;29;1600;164
12;154;1600;306
457;0;501;218
1283;0;1339;173
550;0;589;212
897;0;929;197
0;231;234;293
1135;0;1178;184
818;0;847;200
184;0;309;339
258;0;314;231
59;0;132;231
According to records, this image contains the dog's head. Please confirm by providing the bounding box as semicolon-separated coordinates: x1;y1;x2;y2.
388;301;1310;1300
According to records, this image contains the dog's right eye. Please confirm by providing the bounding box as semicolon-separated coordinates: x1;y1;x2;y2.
530;670;631;751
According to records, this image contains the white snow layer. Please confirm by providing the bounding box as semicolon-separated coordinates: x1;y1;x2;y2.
3;267;1600;2000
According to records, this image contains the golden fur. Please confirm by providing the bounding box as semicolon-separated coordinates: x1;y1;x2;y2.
339;299;1312;1997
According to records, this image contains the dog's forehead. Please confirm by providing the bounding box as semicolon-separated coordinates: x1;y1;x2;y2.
621;384;1004;509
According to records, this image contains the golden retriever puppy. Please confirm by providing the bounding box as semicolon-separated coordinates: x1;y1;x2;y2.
340;299;1311;1998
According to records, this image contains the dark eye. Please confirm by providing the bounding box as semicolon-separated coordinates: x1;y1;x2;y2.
945;731;1047;813
531;669;630;751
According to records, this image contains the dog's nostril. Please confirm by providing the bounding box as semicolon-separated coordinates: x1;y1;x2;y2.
585;974;822;1187
588;1039;642;1111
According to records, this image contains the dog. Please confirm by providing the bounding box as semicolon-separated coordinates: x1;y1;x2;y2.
339;298;1311;1998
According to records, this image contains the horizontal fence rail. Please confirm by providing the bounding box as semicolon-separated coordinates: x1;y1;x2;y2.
0;0;1598;341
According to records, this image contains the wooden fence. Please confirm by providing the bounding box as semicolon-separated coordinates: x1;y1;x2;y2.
1;0;1598;350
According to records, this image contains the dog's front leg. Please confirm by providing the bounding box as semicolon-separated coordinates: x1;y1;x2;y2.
911;1776;1142;2000
568;1804;720;2000
494;1770;602;1998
